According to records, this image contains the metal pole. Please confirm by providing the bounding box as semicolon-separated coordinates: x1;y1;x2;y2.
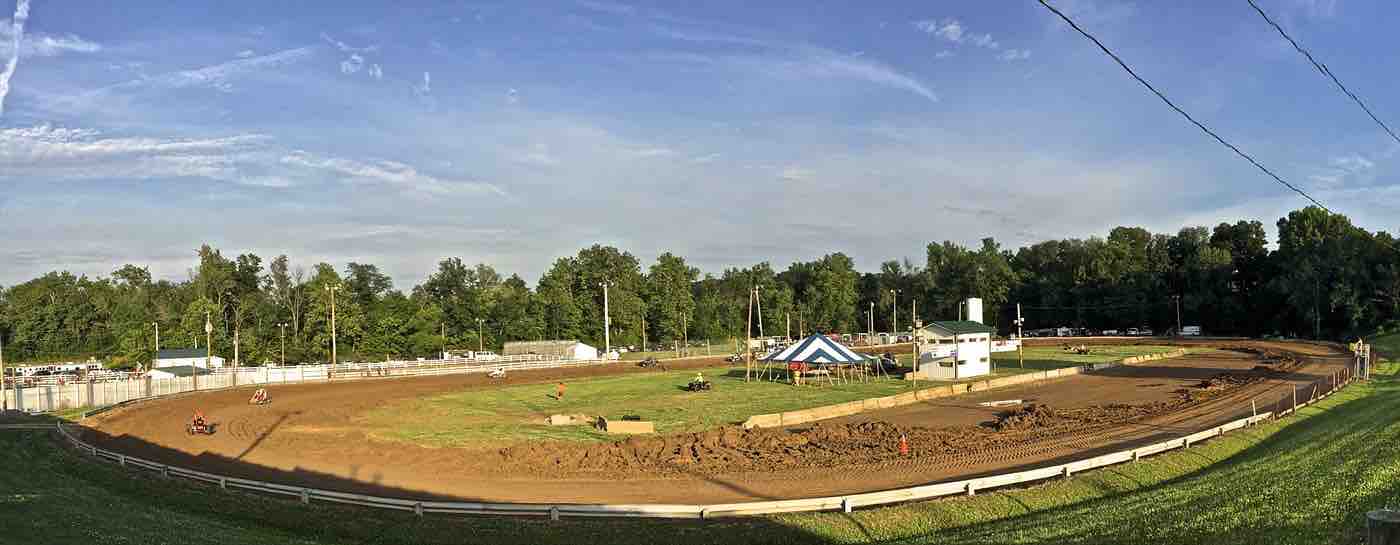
891;289;898;339
477;319;484;353
279;323;286;366
329;286;338;374
601;282;611;357
153;322;160;369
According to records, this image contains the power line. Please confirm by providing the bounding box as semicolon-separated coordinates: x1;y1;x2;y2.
1246;0;1400;147
1036;0;1330;213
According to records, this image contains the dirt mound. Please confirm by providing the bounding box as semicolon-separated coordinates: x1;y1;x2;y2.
994;403;1057;432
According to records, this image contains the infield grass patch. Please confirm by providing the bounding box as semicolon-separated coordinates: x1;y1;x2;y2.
358;345;1190;447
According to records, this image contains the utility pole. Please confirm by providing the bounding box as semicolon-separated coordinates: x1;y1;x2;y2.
745;287;754;381
233;318;240;386
477;318;485;352
755;286;764;338
442;323;447;359
1172;295;1182;336
869;301;874;344
890;289;899;339
1016;303;1025;369
642;316;648;352
786;312;790;341
600;281;611;358
325;284;339;376
279;323;286;366
152;321;160;370
202;311;212;390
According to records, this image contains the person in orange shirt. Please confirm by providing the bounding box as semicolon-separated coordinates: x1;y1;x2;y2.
555;382;566;401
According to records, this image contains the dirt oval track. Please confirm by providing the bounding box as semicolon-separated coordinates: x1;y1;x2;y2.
78;339;1352;505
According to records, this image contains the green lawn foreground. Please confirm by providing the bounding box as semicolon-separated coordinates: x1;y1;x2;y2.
1;358;1393;544
355;345;1184;447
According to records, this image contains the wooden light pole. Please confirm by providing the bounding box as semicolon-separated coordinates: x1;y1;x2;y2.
745;287;755;382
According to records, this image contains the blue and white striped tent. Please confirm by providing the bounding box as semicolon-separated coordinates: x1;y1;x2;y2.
760;333;870;365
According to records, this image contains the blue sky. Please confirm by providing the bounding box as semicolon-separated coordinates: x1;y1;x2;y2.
1;0;1397;287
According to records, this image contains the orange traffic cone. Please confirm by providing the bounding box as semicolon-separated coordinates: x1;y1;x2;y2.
899;434;909;456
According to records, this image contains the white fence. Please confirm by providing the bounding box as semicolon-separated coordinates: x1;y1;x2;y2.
4;355;603;413
49;360;1357;519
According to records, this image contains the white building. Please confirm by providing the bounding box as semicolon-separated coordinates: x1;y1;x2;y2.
502;340;600;360
155;348;225;369
913;320;998;381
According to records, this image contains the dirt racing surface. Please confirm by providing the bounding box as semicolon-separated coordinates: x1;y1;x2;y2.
79;339;1352;505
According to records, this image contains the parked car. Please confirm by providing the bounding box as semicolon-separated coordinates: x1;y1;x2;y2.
474;351;500;361
1181;326;1202;336
1140;328;1154;336
1126;328;1140;336
1103;329;1120;336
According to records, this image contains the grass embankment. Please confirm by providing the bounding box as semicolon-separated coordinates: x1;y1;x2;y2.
357;345;1184;447
3;362;1393;544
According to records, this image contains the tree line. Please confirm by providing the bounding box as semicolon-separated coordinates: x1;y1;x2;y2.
1;206;1396;366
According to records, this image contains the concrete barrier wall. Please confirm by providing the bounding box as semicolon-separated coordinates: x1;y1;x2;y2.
742;349;1187;429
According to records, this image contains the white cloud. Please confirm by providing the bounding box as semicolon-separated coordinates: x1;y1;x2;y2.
778;165;812;181
0;0;31;117
340;53;364;74
0;25;101;57
413;71;431;96
280;150;502;196
999;49;1032;61
236;49;255;58
1331;154;1375;173
973;33;999;50
0;124;280;186
914;18;964;43
320;32;378;53
506;87;519;104
368;63;383;80
935;50;954;59
91;46;318;96
691;152;721;163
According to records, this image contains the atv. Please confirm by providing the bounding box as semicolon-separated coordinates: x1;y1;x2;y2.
686;378;713;392
725;353;744;363
186;420;216;436
637;357;667;371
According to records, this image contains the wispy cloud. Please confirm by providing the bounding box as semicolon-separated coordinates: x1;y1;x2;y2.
413;71;431;96
0;24;101;57
914;19;964;43
914;18;1008;53
280;150;502;196
0;124;280;186
998;49;1031;61
235;49;254;58
935;50;954;59
340;53;364;74
778;165;812;181
94;46;317;95
320;32;378;54
0;0;31;116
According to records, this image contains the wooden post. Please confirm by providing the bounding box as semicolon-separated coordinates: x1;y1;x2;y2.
1368;509;1400;545
1292;386;1297;414
1251;399;1257;419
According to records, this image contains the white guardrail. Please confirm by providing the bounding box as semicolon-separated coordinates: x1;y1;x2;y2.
49;368;1353;520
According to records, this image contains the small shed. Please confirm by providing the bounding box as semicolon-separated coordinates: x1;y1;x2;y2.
915;320;998;380
155;348;225;369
